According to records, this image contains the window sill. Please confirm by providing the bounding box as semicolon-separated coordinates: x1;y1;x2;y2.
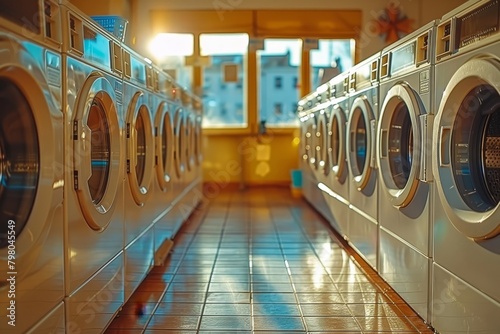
203;126;299;136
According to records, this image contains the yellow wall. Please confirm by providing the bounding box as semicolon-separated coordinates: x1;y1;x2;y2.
202;131;301;187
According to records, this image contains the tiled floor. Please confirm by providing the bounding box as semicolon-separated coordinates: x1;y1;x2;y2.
106;186;434;333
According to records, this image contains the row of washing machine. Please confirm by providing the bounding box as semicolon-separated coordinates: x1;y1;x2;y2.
299;0;500;332
0;0;203;333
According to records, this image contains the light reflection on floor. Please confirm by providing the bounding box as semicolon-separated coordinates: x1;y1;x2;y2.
106;186;433;333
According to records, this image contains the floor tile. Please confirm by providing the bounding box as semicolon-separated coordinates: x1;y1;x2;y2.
253;303;301;316
253;316;305;331
356;316;418;332
147;315;200;330
153;302;204;315
205;292;251;303
304;316;361;331
199;315;252;330
300;303;353;317
203;303;251;316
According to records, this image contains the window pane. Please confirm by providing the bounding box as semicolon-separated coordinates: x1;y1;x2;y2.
149;33;194;89
310;39;355;89
200;33;248;128
258;39;302;127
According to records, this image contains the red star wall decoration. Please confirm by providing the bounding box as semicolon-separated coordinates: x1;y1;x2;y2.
373;1;414;44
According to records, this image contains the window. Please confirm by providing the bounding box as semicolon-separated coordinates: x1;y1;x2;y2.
149;33;194;89
274;103;283;116
310;39;355;90
200;33;249;128
258;39;302;127
274;76;282;89
292;77;298;89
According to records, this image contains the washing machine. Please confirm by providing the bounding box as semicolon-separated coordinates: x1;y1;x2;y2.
321;72;351;239
346;52;380;269
60;2;124;331
377;20;438;321
298;93;318;205
299;88;333;221
183;92;204;205
192;94;204;193
151;66;174;221
431;1;500;332
152;75;182;257
179;89;201;221
153;83;187;260
121;45;158;302
312;83;337;223
0;1;65;332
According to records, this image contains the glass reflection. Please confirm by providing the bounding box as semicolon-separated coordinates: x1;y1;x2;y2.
87;98;110;204
388;102;413;189
354;110;367;173
331;116;340;168
451;84;500;212
135;107;147;185
162;113;170;173
0;79;39;247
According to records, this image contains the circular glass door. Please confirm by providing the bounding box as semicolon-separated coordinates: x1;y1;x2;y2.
317;111;329;175
126;91;155;206
452;84;500;212
303;120;313;165
87;100;111;204
378;83;421;207
433;57;500;239
174;109;185;178
185;115;194;172
310;116;318;169
74;76;122;231
194;116;202;166
0;79;39;247
329;104;347;181
347;96;375;190
155;102;173;191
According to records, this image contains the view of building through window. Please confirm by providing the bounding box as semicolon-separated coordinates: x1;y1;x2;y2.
150;33;355;129
258;39;302;127
200;34;248;127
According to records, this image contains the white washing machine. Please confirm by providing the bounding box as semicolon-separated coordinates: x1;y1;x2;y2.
322;72;350;239
152;77;185;258
298;82;343;227
192;94;204;194
310;84;337;223
432;1;500;332
154;86;188;257
298;93;318;205
313;83;332;184
301;88;335;222
0;1;65;332
377;20;438;321
179;89;202;221
121;45;157;302
151;66;175;223
346;52;380;269
60;2;124;331
180;92;204;220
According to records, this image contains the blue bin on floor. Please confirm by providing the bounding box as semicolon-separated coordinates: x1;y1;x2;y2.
290;169;303;188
